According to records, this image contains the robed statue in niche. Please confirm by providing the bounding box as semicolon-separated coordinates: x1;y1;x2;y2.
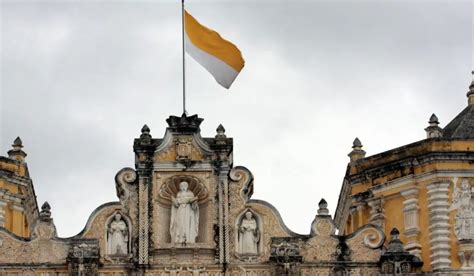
238;211;260;255
107;213;128;255
170;181;199;243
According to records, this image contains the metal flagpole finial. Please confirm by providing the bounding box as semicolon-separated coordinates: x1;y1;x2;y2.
181;0;187;115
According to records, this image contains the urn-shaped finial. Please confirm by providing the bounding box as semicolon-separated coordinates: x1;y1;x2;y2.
139;124;152;142
317;198;329;216
8;136;27;161
215;124;226;138
425;113;442;138
348;137;366;162
141;124;150;134
39;201;52;220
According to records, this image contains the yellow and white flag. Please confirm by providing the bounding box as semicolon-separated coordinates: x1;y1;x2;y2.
184;10;245;89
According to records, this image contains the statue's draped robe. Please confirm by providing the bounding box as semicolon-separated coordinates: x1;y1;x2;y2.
170;190;199;243
107;220;128;254
239;218;259;254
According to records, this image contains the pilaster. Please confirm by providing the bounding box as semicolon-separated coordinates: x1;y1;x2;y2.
134;125;155;266
356;204;365;227
401;187;422;258
349;207;356;233
427;182;451;270
213;125;232;266
367;197;385;229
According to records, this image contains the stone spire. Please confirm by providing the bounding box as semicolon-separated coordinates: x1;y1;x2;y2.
467;71;474;105
348;137;366;162
424;113;443;138
7;137;27;162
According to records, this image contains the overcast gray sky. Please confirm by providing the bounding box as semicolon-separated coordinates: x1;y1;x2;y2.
1;0;473;237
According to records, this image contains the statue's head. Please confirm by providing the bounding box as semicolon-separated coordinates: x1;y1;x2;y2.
114;213;121;221
179;181;189;192
245;211;253;219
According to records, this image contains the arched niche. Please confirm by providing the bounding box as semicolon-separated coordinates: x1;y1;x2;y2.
155;175;210;244
157;175;209;205
104;211;132;256
234;208;263;258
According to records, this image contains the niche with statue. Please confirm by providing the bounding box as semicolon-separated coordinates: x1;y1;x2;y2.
106;212;131;256
156;175;210;245
235;209;262;257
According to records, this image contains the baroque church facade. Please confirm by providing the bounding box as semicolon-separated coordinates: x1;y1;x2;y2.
0;76;474;275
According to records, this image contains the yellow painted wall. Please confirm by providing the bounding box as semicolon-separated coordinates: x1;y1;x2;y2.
345;139;474;271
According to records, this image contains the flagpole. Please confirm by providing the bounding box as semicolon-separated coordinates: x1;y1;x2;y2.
181;0;187;115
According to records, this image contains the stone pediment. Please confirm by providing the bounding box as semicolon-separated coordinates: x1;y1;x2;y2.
0;114;396;275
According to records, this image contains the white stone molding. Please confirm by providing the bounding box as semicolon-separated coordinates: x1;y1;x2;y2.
367;197;385;229
11;204;24;212
401;187;421;258
372;170;474;195
0;200;6;227
427;182;451;270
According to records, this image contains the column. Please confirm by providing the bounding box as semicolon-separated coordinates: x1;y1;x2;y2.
401;188;421;258
427;182;451;270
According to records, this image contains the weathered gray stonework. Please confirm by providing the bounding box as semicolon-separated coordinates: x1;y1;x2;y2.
0;114;422;275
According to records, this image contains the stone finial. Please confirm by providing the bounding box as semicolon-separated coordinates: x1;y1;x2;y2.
13;137;23;147
425;113;442;138
39;201;52;221
7;136;27;162
215;124;226;138
317;198;330;216
467;71;474;105
429;113;439;124
353;138;362;148
139;124;152;142
311;198;336;236
348;137;366;162
141;124;150;134
379;227;423;273
387;228;404;252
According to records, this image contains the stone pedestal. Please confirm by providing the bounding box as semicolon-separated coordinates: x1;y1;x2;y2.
458;240;474;269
